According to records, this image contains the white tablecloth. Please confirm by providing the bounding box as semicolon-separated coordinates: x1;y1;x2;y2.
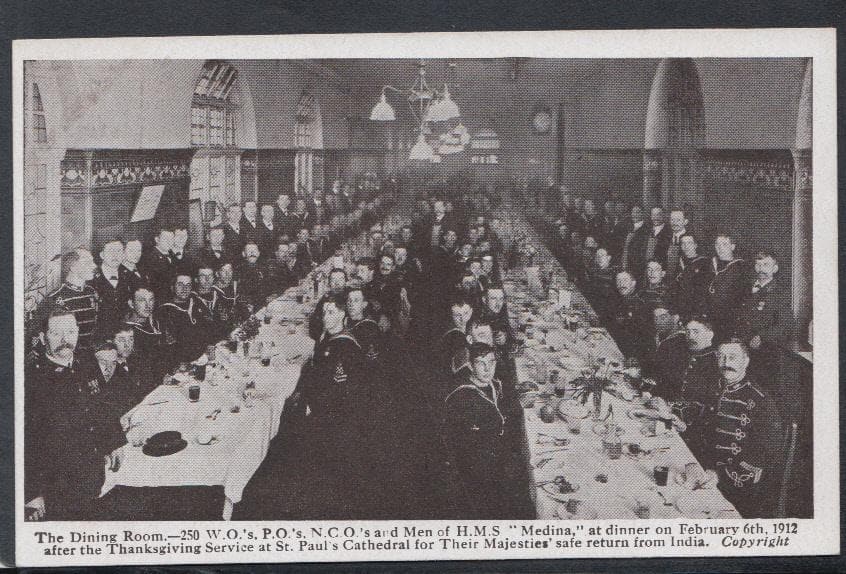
496;215;739;520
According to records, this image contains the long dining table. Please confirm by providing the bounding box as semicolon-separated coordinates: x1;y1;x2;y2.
99;201;405;520
491;214;739;520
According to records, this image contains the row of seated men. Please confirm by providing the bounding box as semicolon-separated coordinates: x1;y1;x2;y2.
23;194;393;521
534;201;792;517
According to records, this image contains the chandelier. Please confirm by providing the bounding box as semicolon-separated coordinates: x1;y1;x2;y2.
370;59;470;162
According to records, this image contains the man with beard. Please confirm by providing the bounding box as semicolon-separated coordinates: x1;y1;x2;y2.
170;228;193;277
705;233;749;342
265;241;299;300
91;240;128;336
236;243;268;312
309;268;348;341
157;273;214;364
735;251;790;384
696;340;782;518
141;228;176;305
671;233;710;319
25;310;120;521
645;307;689;401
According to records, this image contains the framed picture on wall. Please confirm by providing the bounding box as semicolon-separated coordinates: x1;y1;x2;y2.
130;183;165;222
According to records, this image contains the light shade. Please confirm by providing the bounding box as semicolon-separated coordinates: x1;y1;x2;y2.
369;92;396;121
427;85;460;122
409;133;435;160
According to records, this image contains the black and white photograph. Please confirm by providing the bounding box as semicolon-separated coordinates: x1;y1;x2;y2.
12;29;838;566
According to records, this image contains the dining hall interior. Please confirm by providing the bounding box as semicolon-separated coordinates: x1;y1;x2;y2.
23;57;813;522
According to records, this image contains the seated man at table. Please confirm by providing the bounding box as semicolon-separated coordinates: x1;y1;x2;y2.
109;322;154;405
674;316;721;430
372;254;412;336
193;264;229;341
308;267;348;341
124;284;168;370
669;233;710;319
345;285;383;365
297;292;370;517
293;228;316;278
607;271;651;364
694;339;783;518
441;342;532;519
586;247;618;318
638;260;670;311
645;306;689;401
455;270;484;315
25;309;122;521
213;262;249;328
434;297;474;387
157;273;214;364
235;242;268;312
264;241;299;301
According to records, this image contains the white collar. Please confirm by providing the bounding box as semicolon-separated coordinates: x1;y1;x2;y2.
755;277;773;289
101;264;120;278
652;223;665;235
46;353;74;368
632;221;644;231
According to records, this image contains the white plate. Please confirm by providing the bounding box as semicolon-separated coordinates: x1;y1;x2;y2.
540;481;580;501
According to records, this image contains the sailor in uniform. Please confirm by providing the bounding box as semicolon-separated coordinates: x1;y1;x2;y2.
156;273;214;364
91;240;128;336
118;239;149;301
646;307;689;401
697;339;783;518
638;260;670;312
673;317;721;431
212;262;247;328
441;342;531;518
345;285;382;365
670;234;710;319
140;228;176;305
123;285;167;370
193;264;228;340
705;234;749;342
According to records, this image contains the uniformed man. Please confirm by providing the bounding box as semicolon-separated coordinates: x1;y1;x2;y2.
39;249;99;352
696;340;783;518
235;242;268;312
25;309;120;521
212;262;247;328
257;204;278;257
441;342;530;519
274;194;295;239
157;273;214;364
309;268;349;341
264;241;299;301
297;292;369;517
435;297;474;385
345;285;382;364
735;251;791;384
644;206;672;270
645;307;689;401
118;239;148;300
123;285;167;369
639;260;670;311
82;340;132;468
140;228;175;304
586;247;618;317
91;240;128;336
621;204;647;273
170;227;193;277
353;257;379;313
223;204;245;256
608;271;651;363
480;283;514;357
670;233;710;320
109;323;152;405
240;201;260;247
193;264;228;340
293;228;316;278
674;317;721;430
198;226;231;271
372;254;411;335
664;209;689;276
705;233;749;342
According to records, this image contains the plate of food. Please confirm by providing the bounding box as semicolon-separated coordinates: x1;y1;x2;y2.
558;400;590;419
555;499;599;520
539;476;580;501
592;422;625;437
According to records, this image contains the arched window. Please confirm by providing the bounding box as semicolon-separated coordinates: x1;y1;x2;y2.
294;93;323;196
29;83;48;143
191;61;239;147
470;127;501;164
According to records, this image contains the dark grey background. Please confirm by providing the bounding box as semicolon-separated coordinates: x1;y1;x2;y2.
0;0;843;571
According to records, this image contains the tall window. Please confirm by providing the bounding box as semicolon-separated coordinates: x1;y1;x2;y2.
31;83;47;143
191;61;238;147
294;93;319;196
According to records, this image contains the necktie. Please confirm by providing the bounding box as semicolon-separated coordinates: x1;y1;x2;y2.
752;283;761;294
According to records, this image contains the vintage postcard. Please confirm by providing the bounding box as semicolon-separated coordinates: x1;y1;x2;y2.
12;29;838;566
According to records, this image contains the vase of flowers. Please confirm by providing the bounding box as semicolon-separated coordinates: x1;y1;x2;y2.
571;366;615;421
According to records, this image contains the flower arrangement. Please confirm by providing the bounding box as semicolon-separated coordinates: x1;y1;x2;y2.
570;363;615;421
234;315;262;342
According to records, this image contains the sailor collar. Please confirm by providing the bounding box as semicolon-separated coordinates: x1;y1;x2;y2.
658;329;686;346
125;316;162;334
326;331;361;348
441;326;465;341
195;289;218;309
691;346;716;358
446;379;506;431
161;297;197;324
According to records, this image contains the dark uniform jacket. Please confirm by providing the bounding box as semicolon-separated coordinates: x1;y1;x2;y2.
647;330;689;401
675;346;721;429
123;313;166;368
24;354;105;520
704;257;749;341
90;268;129;336
212;281;248;328
638;281;670;312
139;247;174;305
156;295;214;364
671;255;710;319
257;220;279;256
735;279;790;355
264;259;299;299
118;263;148;299
223;224;245;258
194;289;230;341
235;261;269;310
301;331;366;429
42;282;99;351
240;216;260;247
293;240;316;278
198;245;231;271
697;376;783;518
586;265;618;318
348;318;383;365
169;250;194;278
608;291;651;363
